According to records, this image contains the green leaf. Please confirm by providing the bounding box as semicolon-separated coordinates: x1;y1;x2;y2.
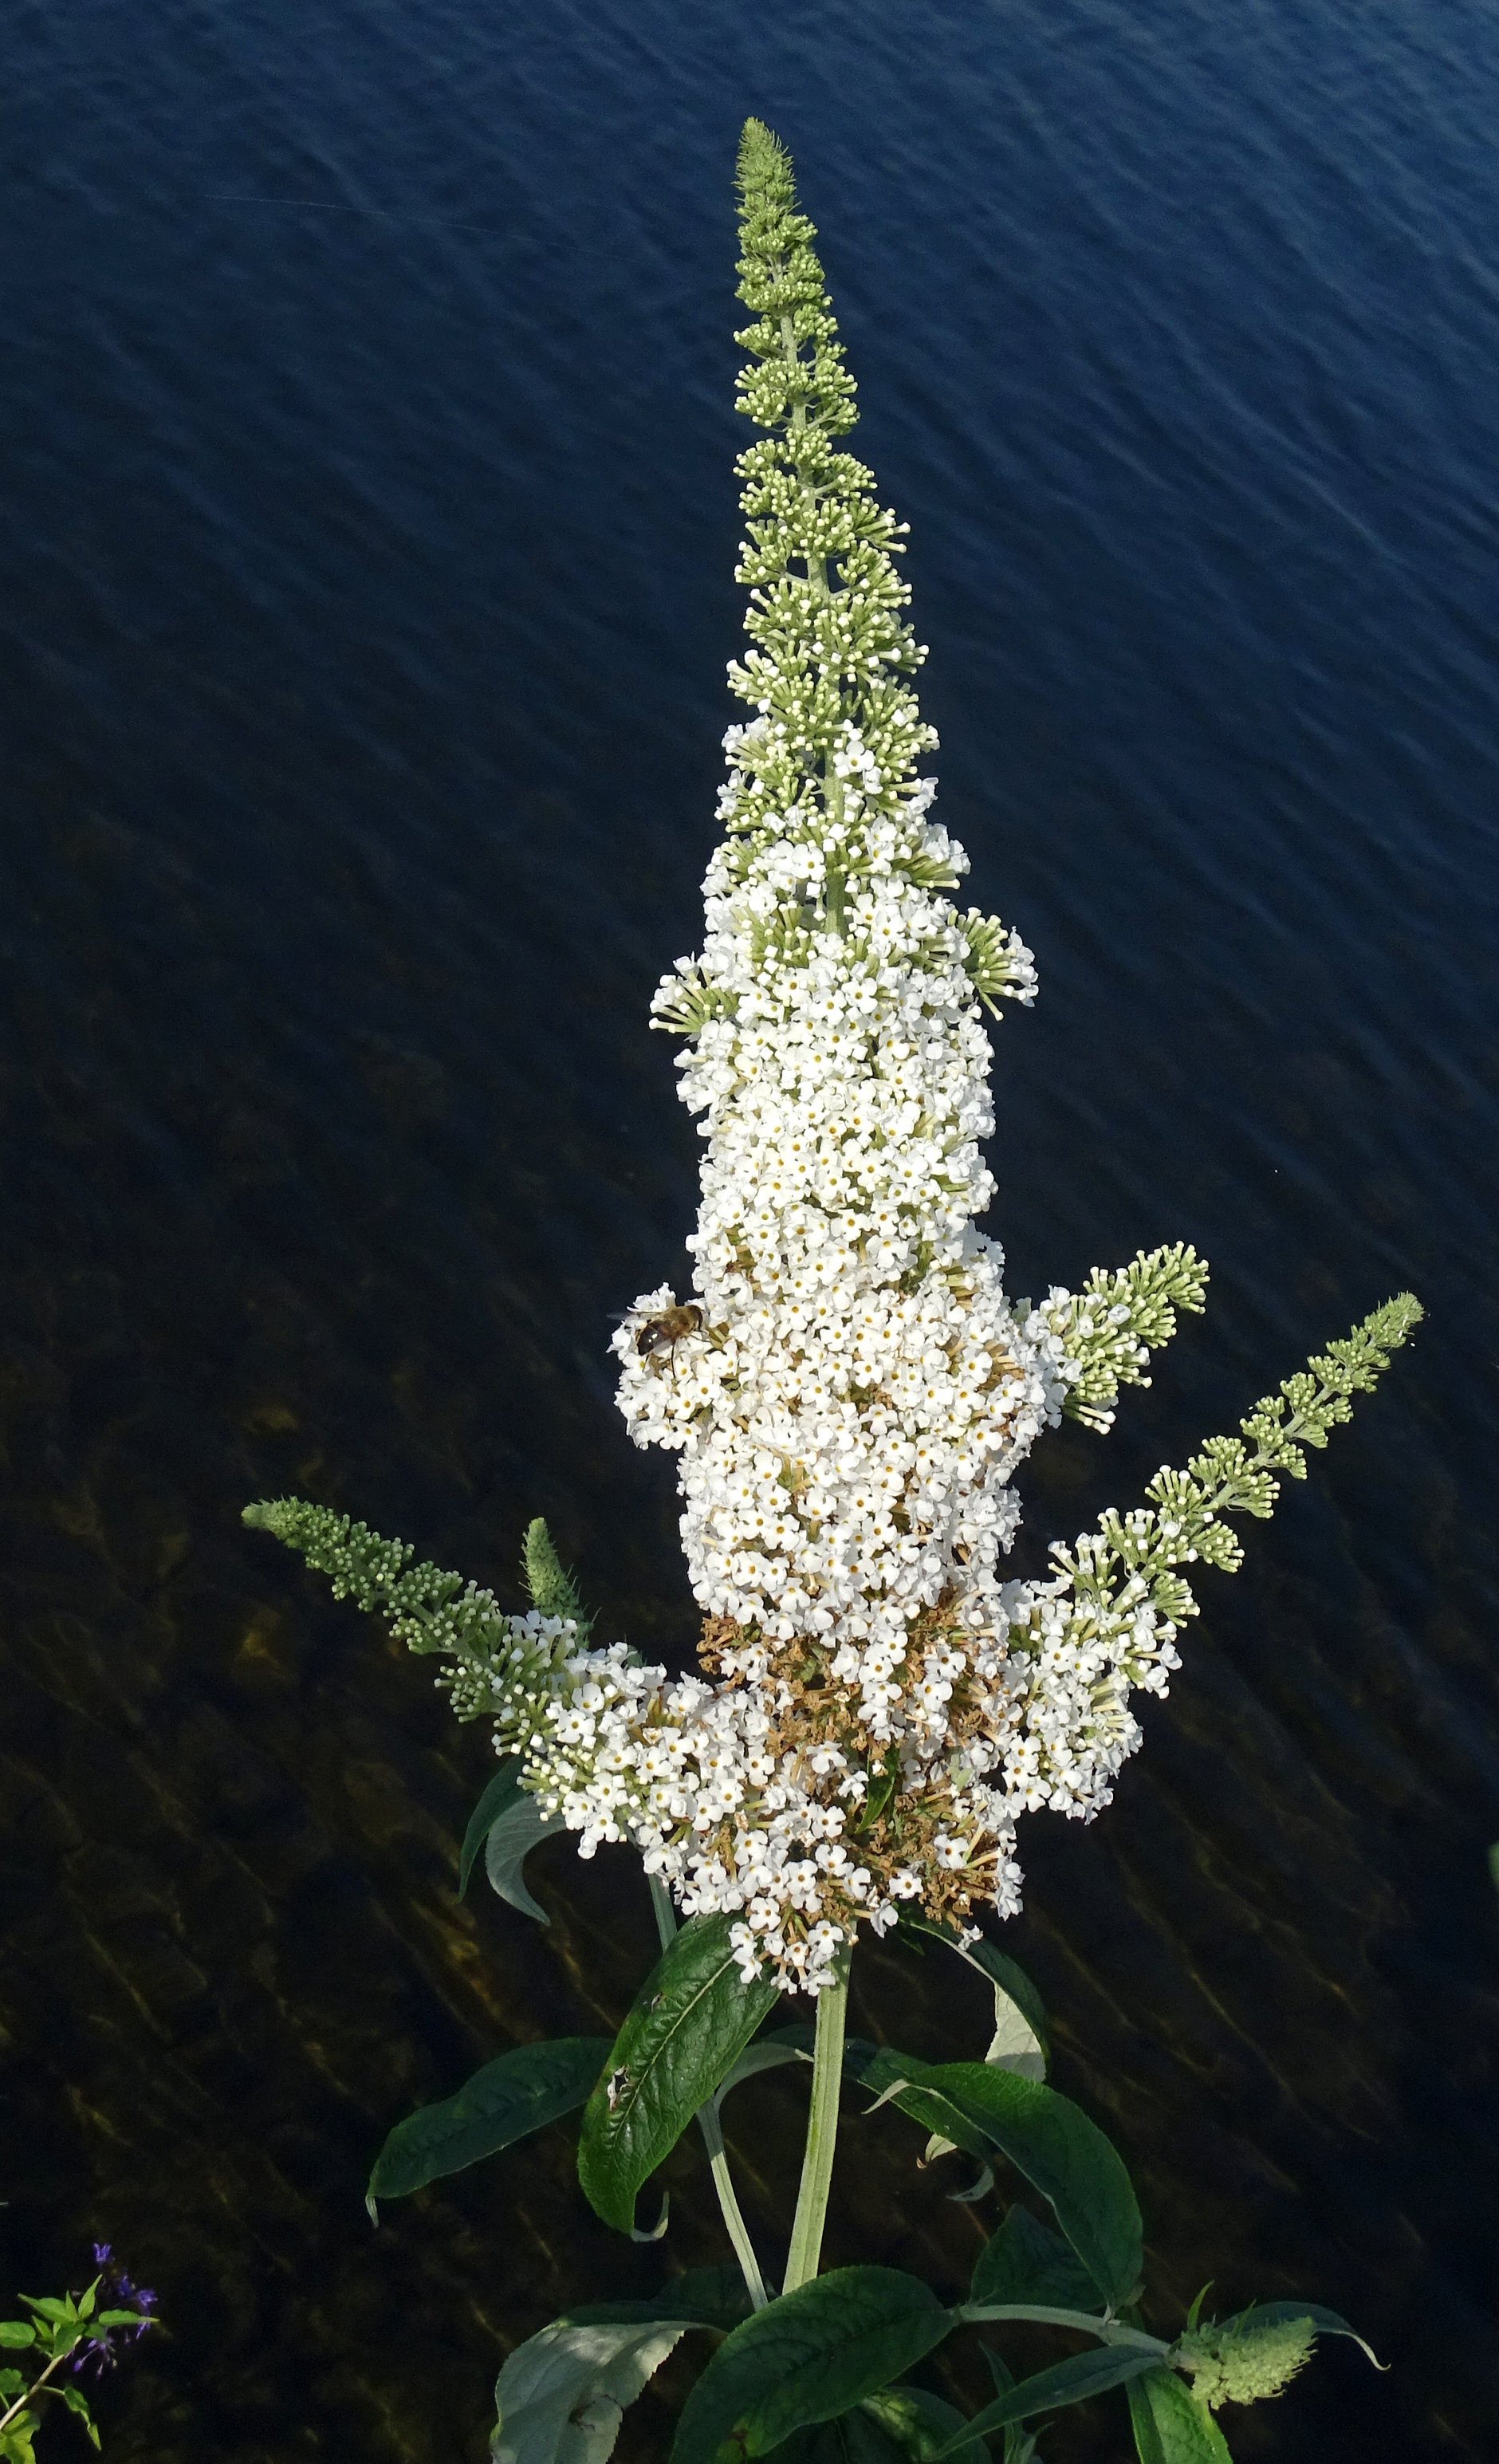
671;2267;954;2463
979;2353;1039;2464
845;2046;993;2167
491;2317;689;2464
940;2346;1162;2452
770;2412;909;2463
971;2206;1104;2313
485;1789;567;1924
860;2384;987;2464
1127;2372;1233;2464
368;2037;610;2209
903;1920;1049;2072
55;2384;100;2449
0;2326;34;2349
916;2062;1142;2309
460;1761;525;1898
727;2026;997;2170
577;1914;779;2234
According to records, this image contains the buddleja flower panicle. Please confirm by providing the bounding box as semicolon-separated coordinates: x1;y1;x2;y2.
243;128;1422;1996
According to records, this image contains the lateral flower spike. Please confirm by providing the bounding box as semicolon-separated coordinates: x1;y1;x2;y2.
242;128;1422;1998
1177;2312;1317;2410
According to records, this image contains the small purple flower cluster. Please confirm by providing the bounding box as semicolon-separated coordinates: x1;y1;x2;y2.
70;2247;157;2378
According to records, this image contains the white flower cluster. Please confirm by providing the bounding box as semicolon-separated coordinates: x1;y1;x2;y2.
619;719;1063;1683
490;710;1186;1992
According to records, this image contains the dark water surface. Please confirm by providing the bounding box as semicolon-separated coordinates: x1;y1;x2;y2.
4;1;1498;2455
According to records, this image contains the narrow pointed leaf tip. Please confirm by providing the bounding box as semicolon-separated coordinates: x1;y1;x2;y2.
940;2345;1161;2454
458;1762;524;1898
919;2061;1143;2310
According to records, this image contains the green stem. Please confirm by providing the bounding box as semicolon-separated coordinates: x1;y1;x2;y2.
647;1875;770;2311
0;2351;65;2438
782;1946;851;2293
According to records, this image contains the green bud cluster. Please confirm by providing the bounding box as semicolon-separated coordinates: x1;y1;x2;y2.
242;1498;581;1742
705;120;1018;1006
1049;1293;1423;1634
1045;1242;1210;1433
729;119;925;776
1177;2311;1317;2408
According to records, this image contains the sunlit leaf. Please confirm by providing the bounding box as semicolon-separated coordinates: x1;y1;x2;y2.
902;1919;1049;2070
490;2318;689;2464
845;2045;993;2167
578;1915;779;2234
861;2382;988;2464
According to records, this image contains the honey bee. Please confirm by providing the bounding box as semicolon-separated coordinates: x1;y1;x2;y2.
634;1302;703;1360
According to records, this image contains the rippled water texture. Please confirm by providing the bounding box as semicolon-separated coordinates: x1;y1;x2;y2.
3;1;1497;2455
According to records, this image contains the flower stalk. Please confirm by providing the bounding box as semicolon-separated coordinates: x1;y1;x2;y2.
781;1945;852;2292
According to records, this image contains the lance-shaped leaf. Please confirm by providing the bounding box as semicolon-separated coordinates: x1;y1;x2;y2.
671;2267;954;2464
486;1790;567;1924
903;1919;1049;2072
1127;2370;1233;2464
368;2037;610;2211
459;1761;525;1898
980;2352;1040;2464
848;2044;994;2167
920;2061;1143;2310
577;1913;779;2233
490;2317;691;2464
970;2206;1105;2314
937;2346;1162;2455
